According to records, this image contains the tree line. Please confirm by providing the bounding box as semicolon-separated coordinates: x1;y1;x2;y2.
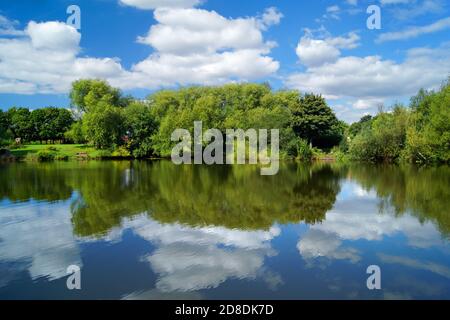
1;78;448;164
0;107;73;144
345;79;449;164
64;79;346;159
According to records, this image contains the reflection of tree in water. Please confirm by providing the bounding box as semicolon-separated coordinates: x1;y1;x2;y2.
348;164;450;237
71;161;342;234
0;160;344;236
0;163;72;202
2;161;448;239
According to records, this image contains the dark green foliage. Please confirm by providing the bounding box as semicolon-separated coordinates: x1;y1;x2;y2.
7;107;34;142
348;80;449;164
289;93;343;148
0;110;12;145
30;107;74;142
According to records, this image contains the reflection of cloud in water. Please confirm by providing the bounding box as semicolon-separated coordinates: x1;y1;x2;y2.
120;215;281;292
378;253;450;279
297;229;360;263
298;182;445;263
0;201;82;286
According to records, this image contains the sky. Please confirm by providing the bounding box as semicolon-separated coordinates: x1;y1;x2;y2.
0;0;449;123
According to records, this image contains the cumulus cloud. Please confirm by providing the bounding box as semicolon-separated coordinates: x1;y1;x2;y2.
0;20;127;94
258;7;284;30
129;7;280;88
295;31;360;67
0;7;280;94
287;40;450;101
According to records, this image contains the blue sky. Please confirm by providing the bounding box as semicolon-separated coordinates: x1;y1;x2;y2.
0;0;449;122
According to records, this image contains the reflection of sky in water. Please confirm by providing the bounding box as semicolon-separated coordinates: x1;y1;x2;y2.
0;181;449;299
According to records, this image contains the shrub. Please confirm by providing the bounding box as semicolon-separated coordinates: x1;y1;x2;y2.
36;150;55;161
111;146;131;157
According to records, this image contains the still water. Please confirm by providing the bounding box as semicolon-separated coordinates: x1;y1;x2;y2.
0;161;449;299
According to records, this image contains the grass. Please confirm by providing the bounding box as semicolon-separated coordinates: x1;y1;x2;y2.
10;144;109;160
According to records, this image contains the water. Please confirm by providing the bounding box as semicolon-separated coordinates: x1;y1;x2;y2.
0;161;449;300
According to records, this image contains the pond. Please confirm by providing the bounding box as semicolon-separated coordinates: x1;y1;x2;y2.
0;161;449;299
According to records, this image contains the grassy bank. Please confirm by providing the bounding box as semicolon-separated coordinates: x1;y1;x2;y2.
9;144;122;161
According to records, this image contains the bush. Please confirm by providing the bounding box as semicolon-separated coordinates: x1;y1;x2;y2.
36;150;55;161
111;146;131;157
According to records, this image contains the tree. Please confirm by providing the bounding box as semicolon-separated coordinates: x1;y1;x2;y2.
0;110;11;145
30;107;74;143
7;107;34;142
403;80;450;163
349;105;409;162
348;115;372;137
70;79;130;112
289;93;342;148
123;102;157;157
64;121;86;144
82;103;125;149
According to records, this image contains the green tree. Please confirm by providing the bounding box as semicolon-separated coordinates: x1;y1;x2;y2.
0;110;12;145
64;121;86;144
70;79;130;112
290;93;342;148
7;107;34;142
123;102;157;157
30;107;74;143
83;103;125;149
403;80;450;163
349;106;409;162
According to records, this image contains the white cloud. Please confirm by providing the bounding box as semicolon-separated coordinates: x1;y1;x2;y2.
295;31;360;67
353;98;384;110
0;20;127;94
124;7;280;88
346;0;358;5
258;7;284;30
287;41;450;100
119;0;202;10
296;37;341;67
377;16;450;42
0;8;280;94
137;8;266;54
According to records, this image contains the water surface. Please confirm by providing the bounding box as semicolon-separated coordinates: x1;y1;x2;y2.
0;161;449;299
